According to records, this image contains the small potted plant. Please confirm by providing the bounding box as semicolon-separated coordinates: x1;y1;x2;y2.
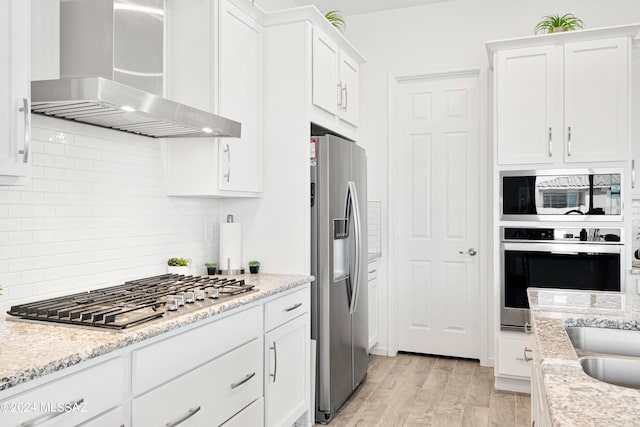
535;13;583;34
205;262;217;275
248;260;260;274
168;257;190;275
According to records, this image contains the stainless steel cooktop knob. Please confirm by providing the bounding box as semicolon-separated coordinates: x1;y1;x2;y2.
184;291;195;304
195;289;206;301
174;295;185;307
167;298;179;311
209;288;220;299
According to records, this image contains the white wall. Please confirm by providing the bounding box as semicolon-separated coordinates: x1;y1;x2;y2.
344;0;640;357
0;116;220;305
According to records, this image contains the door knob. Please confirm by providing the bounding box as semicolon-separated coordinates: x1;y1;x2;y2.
459;248;477;256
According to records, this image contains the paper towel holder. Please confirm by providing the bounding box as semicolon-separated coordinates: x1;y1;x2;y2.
219;214;245;275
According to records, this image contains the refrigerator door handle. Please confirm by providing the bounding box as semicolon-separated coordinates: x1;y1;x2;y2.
347;181;362;315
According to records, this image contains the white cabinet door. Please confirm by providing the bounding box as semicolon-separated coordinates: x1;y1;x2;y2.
312;28;340;116
0;0;31;181
632;45;640;197
496;332;533;379
367;272;378;351
496;45;559;165
218;0;262;193
339;52;359;126
264;315;309;427
564;38;629;162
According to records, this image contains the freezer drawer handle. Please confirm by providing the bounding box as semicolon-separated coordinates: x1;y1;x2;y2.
284;302;302;312
20;398;84;427
230;372;256;389
165;406;201;427
270;342;278;382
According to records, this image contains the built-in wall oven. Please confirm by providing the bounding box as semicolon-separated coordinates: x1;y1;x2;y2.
500;226;624;330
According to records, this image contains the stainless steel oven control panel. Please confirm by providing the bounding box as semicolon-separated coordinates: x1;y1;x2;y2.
502;226;622;244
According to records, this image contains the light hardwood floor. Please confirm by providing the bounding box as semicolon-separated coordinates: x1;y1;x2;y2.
316;353;531;427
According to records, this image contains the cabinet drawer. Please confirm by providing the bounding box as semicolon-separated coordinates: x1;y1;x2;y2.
133;338;263;427
0;357;124;427
78;405;125;427
221;397;264;427
132;305;262;394
497;334;533;378
265;287;310;331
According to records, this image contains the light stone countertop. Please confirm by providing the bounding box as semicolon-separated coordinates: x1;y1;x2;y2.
0;273;312;392
527;288;640;426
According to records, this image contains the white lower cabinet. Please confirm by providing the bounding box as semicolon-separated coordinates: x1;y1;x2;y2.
222;398;264;427
0;357;125;427
264;310;310;427
495;331;533;392
367;263;379;351
133;338;263;427
78;406;125;427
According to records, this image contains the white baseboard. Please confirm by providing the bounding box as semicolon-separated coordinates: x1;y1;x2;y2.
495;375;531;394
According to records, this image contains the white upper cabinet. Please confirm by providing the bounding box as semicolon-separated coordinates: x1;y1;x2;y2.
312;26;362;131
218;0;263;193
166;0;263;197
489;25;639;166
0;0;31;184
632;43;640;197
496;45;559;165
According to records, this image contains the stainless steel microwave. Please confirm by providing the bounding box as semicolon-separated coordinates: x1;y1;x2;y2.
500;169;623;221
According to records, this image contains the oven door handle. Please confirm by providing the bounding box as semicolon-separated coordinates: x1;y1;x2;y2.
502;242;622;254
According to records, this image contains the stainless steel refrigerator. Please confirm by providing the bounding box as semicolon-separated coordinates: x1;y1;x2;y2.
310;134;368;424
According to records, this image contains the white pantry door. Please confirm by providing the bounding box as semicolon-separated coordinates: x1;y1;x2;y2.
397;73;480;359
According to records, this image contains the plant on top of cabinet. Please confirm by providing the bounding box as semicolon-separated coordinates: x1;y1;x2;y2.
324;10;346;33
535;13;583;34
168;257;190;275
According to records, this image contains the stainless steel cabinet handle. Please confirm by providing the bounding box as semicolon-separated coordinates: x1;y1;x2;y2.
458;248;477;256
547;127;552;157
342;84;348;112
284;302;302;312
524;322;533;334
165;406;201;427
230;372;256;389
633;159;636;189
18;97;30;163
567;126;572;157
20;398;84;427
224;144;231;183
523;347;533;362
270;342;278;382
337;82;343;109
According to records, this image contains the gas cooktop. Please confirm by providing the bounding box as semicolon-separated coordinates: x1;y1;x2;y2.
6;274;256;331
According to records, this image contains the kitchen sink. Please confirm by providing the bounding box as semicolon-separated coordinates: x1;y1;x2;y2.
565;326;640;357
580;356;640;389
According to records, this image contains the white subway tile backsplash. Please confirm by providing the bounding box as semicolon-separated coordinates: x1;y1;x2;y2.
0;116;220;304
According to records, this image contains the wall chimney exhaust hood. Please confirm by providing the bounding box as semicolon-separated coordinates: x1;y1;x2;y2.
31;0;241;139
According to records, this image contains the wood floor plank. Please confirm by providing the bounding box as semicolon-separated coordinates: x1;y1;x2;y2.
315;354;530;427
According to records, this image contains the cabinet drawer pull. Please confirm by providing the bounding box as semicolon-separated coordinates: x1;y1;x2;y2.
230;372;256;389
337;82;343;108
524;322;532;334
523;347;533;362
284;302;302;312
547;127;552;157
342;84;348;112
270;342;278;382
20;397;84;427
165;406;201;427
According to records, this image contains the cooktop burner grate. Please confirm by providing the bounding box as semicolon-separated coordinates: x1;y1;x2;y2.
7;274;256;330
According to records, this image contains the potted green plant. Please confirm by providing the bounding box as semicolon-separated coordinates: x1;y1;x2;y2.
205;262;217;275
248;260;260;274
534;13;583;34
168;257;191;275
324;10;346;33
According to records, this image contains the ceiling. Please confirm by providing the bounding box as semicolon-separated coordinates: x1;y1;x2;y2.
292;0;453;16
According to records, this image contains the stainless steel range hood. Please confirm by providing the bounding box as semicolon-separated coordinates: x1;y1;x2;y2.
31;0;241;139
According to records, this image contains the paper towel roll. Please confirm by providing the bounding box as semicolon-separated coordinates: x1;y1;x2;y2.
219;222;242;273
